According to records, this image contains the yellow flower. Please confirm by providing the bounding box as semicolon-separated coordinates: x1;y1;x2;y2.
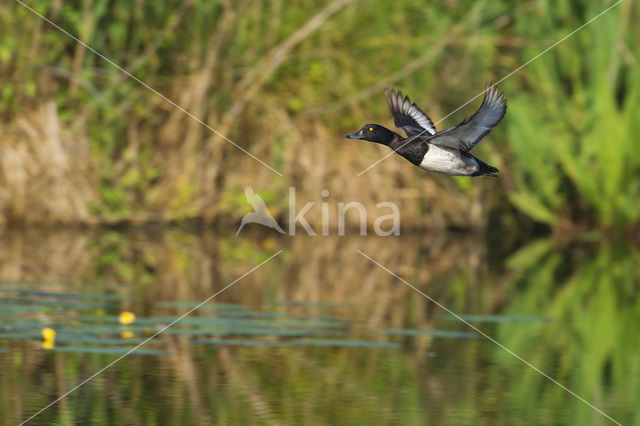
42;327;56;349
119;311;136;325
120;331;135;339
42;327;56;341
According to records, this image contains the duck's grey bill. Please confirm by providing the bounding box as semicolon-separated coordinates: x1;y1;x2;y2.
346;129;364;140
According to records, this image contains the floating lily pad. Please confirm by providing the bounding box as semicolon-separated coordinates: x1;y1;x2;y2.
47;347;167;356
14;290;129;301
214;311;336;320
156;301;246;310
0;304;62;313
193;339;290;346
160;328;317;337
377;329;477;338
292;339;400;348
78;315;348;330
438;314;553;323
265;319;349;329
0;332;43;340
0;298;113;310
58;324;153;334
54;335;162;345
0;320;46;332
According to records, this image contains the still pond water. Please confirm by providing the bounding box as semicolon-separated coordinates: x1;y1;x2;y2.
0;229;638;425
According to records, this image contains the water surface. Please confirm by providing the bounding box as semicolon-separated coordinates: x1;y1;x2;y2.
0;229;638;425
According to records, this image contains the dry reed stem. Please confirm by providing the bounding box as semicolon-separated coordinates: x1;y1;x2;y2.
0;103;95;225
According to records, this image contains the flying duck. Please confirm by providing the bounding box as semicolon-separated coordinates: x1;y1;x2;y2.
346;84;506;177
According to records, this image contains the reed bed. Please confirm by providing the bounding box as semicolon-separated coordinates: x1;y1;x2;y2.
0;0;637;233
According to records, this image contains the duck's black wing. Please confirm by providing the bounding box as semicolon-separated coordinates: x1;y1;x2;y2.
385;88;436;138
428;84;506;152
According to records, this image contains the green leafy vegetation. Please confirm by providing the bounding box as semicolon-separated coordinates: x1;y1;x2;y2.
505;0;639;231
0;0;636;233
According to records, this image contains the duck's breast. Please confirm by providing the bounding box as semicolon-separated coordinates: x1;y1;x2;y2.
419;145;478;176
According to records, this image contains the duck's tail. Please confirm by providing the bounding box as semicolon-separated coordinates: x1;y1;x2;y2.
472;157;499;177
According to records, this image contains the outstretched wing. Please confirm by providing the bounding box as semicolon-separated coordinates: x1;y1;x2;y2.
385;88;436;138
244;186;268;213
429;84;506;152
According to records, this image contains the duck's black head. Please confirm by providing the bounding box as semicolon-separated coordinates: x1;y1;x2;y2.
346;124;398;146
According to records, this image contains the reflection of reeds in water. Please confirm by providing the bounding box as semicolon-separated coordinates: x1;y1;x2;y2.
484;239;640;424
0;228;484;424
1;229;638;424
0;228;484;326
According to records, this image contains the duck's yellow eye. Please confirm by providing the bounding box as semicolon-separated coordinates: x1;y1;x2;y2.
368;127;373;131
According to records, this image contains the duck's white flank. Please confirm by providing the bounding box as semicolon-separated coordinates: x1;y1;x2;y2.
419;145;478;176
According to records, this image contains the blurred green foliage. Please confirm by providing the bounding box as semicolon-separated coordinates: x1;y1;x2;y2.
506;0;639;230
485;238;640;424
0;0;638;232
